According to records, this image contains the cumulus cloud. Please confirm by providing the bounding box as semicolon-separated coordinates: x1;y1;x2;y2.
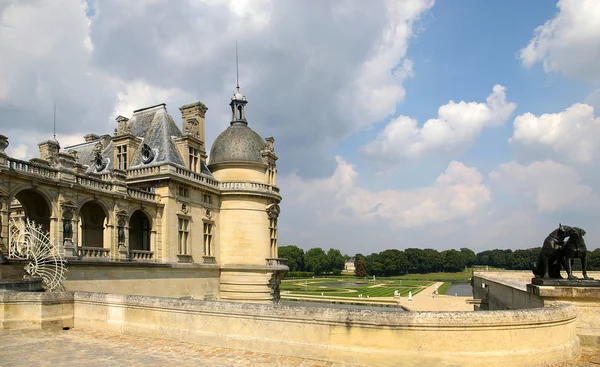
489;160;598;213
510;103;600;164
0;0;116;136
361;84;516;163
520;0;600;81
281;156;491;228
0;0;435;178
84;0;434;177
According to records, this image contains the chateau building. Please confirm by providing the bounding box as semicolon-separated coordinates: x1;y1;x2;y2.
0;87;287;303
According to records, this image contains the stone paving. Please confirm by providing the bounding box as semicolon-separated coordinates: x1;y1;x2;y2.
0;329;362;367
0;329;597;367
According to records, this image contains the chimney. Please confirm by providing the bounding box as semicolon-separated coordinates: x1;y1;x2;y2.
179;101;208;143
38;139;60;163
84;133;101;142
116;116;129;135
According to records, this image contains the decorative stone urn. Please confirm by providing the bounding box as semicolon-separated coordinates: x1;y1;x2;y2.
0;135;8;153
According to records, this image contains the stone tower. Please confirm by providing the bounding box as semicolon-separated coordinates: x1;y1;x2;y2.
208;87;284;303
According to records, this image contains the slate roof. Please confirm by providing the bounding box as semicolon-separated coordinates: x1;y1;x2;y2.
63;104;212;176
208;123;267;167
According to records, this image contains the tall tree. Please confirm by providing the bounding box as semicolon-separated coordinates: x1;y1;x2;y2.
304;247;328;276
354;258;368;277
441;249;466;272
279;245;305;272
460;248;477;267
327;248;345;275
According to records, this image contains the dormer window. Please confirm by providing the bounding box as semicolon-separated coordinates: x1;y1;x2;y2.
117;145;127;170
189;147;199;172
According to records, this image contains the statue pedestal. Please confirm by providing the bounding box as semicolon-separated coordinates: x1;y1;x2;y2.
531;278;600;287
118;246;130;261
63;240;77;259
527;280;600;347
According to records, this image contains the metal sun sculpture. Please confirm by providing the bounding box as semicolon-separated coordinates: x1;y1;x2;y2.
9;218;68;291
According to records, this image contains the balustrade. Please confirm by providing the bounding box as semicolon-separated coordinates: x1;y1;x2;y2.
129;250;154;261
127;188;156;202
77;175;113;191
7;158;57;179
127;166;160;177
77;246;110;259
173;166;219;188
220;181;280;194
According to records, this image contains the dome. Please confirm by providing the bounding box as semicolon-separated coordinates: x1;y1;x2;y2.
208;124;266;166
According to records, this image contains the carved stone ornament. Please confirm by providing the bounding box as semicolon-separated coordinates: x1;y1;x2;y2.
205;208;212;220
180;202;189;214
266;203;280;219
92;151;107;172
141;143;155;164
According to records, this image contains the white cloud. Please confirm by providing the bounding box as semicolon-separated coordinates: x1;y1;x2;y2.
6;143;28;160
489;160;598;213
510;103;600;164
520;0;600;81
113;80;195;118
350;0;434;123
281;156;491;228
361;84;516;163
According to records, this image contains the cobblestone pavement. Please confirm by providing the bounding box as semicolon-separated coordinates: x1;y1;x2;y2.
0;329;597;367
0;329;362;367
553;347;600;367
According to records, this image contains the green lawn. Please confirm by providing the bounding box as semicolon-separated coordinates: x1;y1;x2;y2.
437;282;451;295
280;278;433;298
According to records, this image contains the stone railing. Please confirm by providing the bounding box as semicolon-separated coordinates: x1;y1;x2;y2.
77;246;110;259
129;250;154;261
6;158;58;179
221;181;280;194
127;188;157;202
127;165;161;178
174;166;219;188
266;258;288;266
77;175;113;191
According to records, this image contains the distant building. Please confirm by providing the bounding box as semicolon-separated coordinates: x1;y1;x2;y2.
0;86;287;303
345;257;355;272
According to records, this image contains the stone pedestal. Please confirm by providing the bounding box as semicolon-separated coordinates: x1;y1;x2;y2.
527;280;600;346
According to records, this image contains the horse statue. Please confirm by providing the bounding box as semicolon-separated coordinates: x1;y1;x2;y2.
533;224;572;279
562;226;592;280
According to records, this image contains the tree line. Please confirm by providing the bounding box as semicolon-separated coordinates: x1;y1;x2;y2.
279;245;600;277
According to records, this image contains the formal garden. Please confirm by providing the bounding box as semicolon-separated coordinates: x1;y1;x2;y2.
280;278;434;299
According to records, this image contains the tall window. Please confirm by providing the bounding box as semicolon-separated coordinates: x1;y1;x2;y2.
117;145;128;170
189;147;199;172
269;218;278;258
203;222;213;256
267;165;276;185
178;218;189;255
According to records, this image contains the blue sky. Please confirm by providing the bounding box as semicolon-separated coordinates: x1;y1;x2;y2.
2;0;600;255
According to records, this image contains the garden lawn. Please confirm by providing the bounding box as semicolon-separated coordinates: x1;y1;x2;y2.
280;278;434;298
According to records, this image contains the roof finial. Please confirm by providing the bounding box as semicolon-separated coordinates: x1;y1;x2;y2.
236;40;240;92
53;101;57;141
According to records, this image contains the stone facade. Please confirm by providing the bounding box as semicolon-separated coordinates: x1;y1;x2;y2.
0;88;287;303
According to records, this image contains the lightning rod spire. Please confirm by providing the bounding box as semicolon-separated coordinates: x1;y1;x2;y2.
236;41;240;91
53;101;56;141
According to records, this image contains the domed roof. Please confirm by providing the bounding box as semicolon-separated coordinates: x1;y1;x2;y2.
208;124;266;166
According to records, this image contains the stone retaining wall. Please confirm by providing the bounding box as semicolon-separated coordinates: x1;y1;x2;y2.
0;290;580;367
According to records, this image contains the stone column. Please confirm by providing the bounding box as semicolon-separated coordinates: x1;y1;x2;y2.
0;193;10;261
